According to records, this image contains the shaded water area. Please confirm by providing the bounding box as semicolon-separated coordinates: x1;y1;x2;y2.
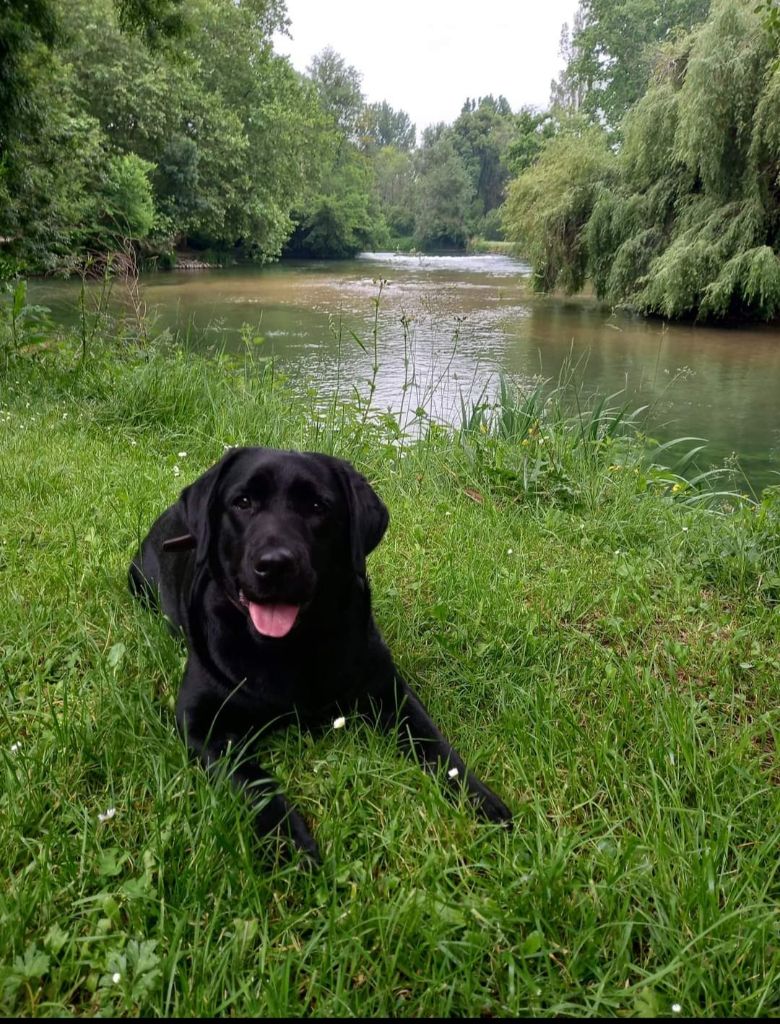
31;253;780;492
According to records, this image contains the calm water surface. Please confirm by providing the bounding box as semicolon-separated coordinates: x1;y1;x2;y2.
31;253;780;491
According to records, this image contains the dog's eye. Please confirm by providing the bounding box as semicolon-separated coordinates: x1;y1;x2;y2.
311;499;326;514
232;494;252;511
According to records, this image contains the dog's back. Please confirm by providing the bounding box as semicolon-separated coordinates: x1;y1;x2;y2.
129;503;194;633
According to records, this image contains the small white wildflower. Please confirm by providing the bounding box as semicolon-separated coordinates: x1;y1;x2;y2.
112;972;122;984
507;548;513;555
177;451;188;458
10;741;21;754
172;464;181;477
62;412;68;420
448;767;459;779
444;511;452;517
332;716;346;730
682;526;689;533
129;439;137;447
98;807;116;823
671;1005;682;1014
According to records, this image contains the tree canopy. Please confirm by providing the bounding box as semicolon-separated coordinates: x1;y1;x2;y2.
0;0;323;271
554;0;712;131
504;0;780;321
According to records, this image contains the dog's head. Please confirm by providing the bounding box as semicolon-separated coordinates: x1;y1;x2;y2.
173;447;388;640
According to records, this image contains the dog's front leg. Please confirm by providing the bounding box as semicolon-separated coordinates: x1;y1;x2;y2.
176;692;320;863
364;670;513;825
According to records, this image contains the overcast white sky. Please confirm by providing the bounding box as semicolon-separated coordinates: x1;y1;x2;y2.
274;0;579;134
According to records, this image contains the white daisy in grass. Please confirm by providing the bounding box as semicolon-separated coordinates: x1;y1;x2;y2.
98;807;117;823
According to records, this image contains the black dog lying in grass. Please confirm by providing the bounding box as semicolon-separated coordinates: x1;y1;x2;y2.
129;447;512;861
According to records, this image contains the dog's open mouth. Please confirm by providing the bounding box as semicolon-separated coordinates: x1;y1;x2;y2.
238;591;300;639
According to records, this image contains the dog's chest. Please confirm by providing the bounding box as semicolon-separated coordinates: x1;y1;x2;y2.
207;613;365;718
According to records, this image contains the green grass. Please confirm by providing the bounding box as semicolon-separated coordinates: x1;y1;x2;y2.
1;336;779;1017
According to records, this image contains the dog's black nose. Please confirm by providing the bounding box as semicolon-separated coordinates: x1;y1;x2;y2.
253;548;294;580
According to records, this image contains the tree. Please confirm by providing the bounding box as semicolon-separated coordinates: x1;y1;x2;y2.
513;0;780;320
361;101;416;152
451;96;517;225
373;145;416;238
0;0;59;149
413;135;475;249
586;0;780;319
549;11;587;112
307;47;365;143
114;0;188;44
560;0;711;130
504;107;557;177
0;55;105;272
285;147;387;258
285;46;390;258
98;153;157;240
501;122;616;291
0;0;324;269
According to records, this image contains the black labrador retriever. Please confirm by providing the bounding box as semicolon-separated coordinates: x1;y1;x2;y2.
129;446;512;861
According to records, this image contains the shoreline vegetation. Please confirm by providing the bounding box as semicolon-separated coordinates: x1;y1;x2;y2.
1;305;778;1016
3;2;778;322
152;239;522;271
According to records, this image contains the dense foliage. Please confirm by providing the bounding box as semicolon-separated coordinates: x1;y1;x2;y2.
554;0;711;131
0;0;324;272
505;0;780;321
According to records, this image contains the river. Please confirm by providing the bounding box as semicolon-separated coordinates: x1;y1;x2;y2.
29;252;780;493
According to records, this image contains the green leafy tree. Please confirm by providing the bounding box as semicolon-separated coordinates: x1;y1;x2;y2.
501;122;616;291
98;153;157;240
114;0;188;44
558;0;711;130
361;101;416;152
6;0;323;266
373;145;416;238
586;0;780;319
285;147;387;258
503;107;559;179
413;134;475;249
289;46;391;257
0;0;59;149
307;47;365;143
452;96;516;223
0;50;105;272
549;11;588;112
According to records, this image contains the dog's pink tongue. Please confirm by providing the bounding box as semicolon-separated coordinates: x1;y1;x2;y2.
248;602;299;638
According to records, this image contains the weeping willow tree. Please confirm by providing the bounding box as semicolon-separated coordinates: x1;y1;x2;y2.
501;122;616;293
505;0;780;321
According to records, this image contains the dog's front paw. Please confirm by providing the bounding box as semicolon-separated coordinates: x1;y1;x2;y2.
466;775;513;826
285;808;322;865
481;790;514;827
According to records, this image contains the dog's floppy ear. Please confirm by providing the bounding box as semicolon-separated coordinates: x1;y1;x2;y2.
175;448;246;566
321;455;389;575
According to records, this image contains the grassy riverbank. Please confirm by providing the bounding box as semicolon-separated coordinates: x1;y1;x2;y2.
1;328;778;1016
